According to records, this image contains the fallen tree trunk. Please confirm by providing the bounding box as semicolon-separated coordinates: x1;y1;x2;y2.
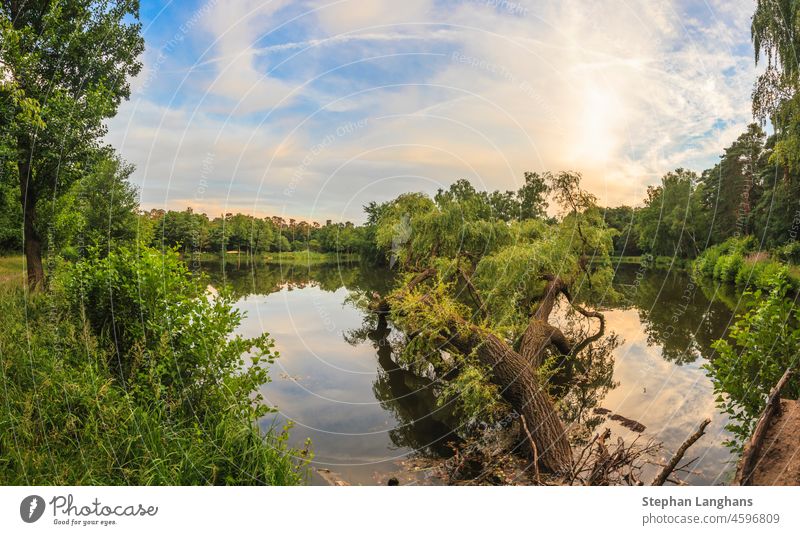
519;276;605;368
445;324;574;474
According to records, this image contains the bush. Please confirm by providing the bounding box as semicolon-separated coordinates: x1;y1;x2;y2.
713;251;743;282
777;242;800;264
0;246;309;484
692;237;800;293
705;271;800;450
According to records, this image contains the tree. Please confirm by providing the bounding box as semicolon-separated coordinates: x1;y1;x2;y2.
369;172;617;474
487;190;519;221
0;0;144;288
71;151;139;253
699;125;766;242
636;169;705;258
517;171;549;220
602;205;641;256
155;208;210;254
751;1;800;173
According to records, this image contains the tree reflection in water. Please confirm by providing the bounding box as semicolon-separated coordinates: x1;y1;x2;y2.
613;265;736;364
345;313;458;457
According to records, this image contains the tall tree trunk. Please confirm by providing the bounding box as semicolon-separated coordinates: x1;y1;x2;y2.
18;153;45;290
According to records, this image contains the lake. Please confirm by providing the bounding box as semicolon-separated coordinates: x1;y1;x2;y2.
202;260;742;485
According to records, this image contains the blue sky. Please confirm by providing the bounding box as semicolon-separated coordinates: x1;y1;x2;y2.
108;0;759;222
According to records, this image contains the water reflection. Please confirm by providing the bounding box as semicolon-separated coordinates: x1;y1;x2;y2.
200;261;741;485
597;265;739;484
345;313;457;457
613;266;734;364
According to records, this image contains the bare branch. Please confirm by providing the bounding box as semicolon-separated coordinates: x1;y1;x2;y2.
652;418;711;486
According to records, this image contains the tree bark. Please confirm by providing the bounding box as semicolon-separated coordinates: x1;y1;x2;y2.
519;276;605;367
18;149;45;290
445;323;573;474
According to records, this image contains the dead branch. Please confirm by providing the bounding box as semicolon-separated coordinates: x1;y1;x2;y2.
568;428;660;486
652;418;711;486
458;266;488;320
520;414;542;484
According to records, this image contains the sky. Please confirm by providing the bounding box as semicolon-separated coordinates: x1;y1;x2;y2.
107;0;761;223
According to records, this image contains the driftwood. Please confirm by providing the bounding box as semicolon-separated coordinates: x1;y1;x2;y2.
652;418;710;486
735;367;794;486
315;468;350;486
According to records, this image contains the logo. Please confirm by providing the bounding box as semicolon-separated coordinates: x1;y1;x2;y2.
20;495;45;523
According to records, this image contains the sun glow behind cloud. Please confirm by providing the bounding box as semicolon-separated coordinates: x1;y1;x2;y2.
108;0;758;221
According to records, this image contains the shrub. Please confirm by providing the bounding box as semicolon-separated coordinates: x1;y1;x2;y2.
705;270;800;450
777;242;800;264
713;251;743;282
0;246;309;484
692;237;800;293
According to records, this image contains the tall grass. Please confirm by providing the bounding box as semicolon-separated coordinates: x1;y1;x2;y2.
0;255;25;286
0;248;309;485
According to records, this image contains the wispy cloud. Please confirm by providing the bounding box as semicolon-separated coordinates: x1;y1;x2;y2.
109;0;759;220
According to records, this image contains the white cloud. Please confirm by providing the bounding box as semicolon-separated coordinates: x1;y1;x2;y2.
110;0;760;219
310;0;434;35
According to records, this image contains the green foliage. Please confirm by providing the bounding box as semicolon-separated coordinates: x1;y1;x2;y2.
518;171;549;220
36;151;141;258
713;251;744;281
143;209;369;260
373;172;619;435
705;272;800;449
0;181;21;251
751;0;800;171
1;1;145;284
601;205;641;256
636;168;706;258
437;364;502;423
693;237;752;278
752;160;800;248
693;236;800;292
0;246;308;484
777;242;800;264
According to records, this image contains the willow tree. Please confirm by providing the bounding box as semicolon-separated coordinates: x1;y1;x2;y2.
0;0;143;288
369;172;617;474
751;0;800;172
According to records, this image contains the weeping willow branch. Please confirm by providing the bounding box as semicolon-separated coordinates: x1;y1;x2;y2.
458;266;488;320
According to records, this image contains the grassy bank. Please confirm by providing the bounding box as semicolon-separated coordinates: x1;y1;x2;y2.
0;247;308;485
180;250;360;266
0;255;25;286
598;255;690;269
263;250;360;265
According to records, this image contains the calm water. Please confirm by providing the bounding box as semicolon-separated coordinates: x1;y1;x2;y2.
203;260;741;485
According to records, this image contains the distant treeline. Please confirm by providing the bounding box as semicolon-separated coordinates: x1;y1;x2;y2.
2;122;798;265
145;209;367;256
600;124;799;260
